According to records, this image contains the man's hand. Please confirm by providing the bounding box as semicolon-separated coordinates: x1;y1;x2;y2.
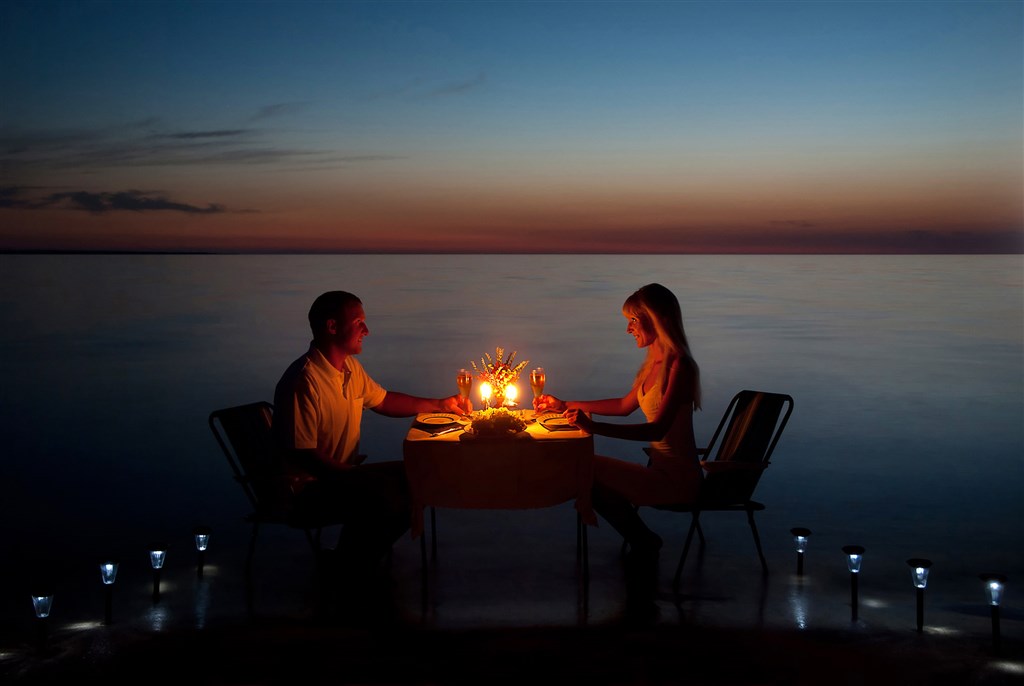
440;394;471;416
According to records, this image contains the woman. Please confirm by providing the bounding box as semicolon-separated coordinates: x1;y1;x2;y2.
534;283;702;560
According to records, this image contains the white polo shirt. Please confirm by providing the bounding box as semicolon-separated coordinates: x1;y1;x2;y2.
274;342;387;467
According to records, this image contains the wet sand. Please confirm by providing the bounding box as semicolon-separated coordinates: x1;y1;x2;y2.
2;508;1021;685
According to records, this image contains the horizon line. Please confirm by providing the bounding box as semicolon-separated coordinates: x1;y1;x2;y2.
2;249;1023;257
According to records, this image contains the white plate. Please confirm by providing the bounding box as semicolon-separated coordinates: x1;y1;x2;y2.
539;414;574;430
417;413;460;426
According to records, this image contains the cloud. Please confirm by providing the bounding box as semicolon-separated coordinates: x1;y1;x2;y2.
250;102;309;121
0;185;31;208
1;113;394;171
157;129;251;140
372;74;487;101
420;72;487;98
1;186;227;214
0;129;104;155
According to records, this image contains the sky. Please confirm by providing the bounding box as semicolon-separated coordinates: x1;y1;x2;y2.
1;0;1022;254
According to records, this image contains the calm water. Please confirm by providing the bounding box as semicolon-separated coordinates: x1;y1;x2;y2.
0;254;1021;624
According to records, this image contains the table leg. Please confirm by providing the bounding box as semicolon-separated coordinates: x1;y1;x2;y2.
576;512;589;592
583;518;589;591
430;506;437;558
420;528;428;611
576;513;582;560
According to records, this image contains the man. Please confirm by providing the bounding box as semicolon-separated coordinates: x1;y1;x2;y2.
273;290;467;578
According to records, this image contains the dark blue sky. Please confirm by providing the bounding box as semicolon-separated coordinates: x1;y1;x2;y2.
2;0;1021;252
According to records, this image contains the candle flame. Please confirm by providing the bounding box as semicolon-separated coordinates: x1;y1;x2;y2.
505;384;518;403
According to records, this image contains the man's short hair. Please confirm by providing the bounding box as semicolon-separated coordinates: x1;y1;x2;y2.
308;291;361;337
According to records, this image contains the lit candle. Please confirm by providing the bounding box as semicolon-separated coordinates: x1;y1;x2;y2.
480;381;492;408
505;384;518;406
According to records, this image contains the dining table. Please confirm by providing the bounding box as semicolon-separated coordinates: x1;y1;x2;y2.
403;408;597;595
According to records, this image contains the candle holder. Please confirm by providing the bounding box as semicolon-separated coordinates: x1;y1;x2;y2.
842;545;864;621
149;542;168;603
99;559;119;625
790;527;811;576
979;573;1006;655
906;558;931;632
479;381;493;410
193;526;211;579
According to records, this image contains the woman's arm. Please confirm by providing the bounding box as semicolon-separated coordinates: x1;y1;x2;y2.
569;395;638;416
535;392;639;417
568;356;694;441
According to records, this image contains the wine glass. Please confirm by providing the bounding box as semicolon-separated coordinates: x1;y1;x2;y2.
457;369;473;413
530;368;546;400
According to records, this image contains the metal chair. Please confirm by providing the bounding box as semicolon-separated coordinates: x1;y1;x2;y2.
648;390;794;584
209;401;326;580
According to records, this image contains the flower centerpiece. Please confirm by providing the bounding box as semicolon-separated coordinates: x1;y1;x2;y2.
471;347;529;409
469;406;527;437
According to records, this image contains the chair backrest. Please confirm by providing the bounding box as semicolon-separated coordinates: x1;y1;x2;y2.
209;401;291;519
700;390;794;502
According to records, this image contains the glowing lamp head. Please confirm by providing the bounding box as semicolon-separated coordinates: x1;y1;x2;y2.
842;545;865;574
790;527;811;554
980;574;1007;606
99;560;119;585
906;558;932;589
31;593;54;619
149;543;168;569
193;526;211;552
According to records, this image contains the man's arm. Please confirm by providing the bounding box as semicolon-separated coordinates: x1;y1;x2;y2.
372;391;469;418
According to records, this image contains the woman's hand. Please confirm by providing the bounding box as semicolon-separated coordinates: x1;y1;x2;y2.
533;394;566;413
565;408;594;433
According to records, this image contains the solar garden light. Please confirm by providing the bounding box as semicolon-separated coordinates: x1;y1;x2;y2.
790;527;811;576
842;545;865;621
30;589;54;654
99;559;119;625
906;558;932;632
980;573;1007;655
193;526;211;578
149;542;167;603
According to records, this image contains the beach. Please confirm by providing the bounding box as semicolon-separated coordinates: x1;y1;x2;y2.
3;505;1023;685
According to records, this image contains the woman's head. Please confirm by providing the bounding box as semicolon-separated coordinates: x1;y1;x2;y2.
623;283;701;407
623;283;687;352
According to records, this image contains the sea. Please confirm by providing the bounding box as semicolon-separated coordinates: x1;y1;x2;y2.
0;253;1021;634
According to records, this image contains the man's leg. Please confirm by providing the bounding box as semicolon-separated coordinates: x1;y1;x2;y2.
325;461;411;571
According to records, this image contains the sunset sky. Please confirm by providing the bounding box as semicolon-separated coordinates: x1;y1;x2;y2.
2;0;1021;253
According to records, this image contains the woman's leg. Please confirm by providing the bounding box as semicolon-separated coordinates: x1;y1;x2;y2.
592;455;664;552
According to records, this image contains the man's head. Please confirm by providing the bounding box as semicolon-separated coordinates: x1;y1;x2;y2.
308;291;368;355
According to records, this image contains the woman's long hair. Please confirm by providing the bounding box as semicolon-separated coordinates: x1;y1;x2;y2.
623;283;701;410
